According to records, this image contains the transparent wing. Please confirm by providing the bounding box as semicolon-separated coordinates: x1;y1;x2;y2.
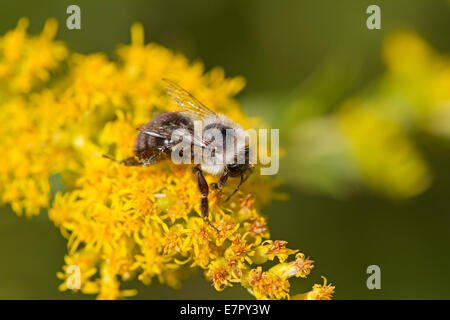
137;122;210;149
137;123;177;140
163;79;217;121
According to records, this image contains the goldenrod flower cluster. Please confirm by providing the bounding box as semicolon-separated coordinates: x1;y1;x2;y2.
337;30;450;198
0;19;334;300
289;30;450;199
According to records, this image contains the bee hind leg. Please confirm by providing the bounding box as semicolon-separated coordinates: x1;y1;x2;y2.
102;149;164;167
102;154;147;166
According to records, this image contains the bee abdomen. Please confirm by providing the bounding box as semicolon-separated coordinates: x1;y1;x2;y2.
133;112;193;157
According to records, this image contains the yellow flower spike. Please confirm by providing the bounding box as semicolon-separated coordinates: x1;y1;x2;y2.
0;19;332;299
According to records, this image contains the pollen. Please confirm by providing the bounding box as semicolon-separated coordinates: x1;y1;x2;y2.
291;277;335;300
246;267;290;300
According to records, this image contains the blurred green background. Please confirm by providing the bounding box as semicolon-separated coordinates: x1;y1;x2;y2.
1;0;450;299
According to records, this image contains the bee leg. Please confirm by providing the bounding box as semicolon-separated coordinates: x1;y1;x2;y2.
141;152;165;166
224;171;251;202
194;166;219;233
210;169;229;190
125;157;148;166
103;149;165;167
103;154;149;167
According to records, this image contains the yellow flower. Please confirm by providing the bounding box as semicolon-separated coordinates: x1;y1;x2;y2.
245;267;290;300
206;258;234;291
382;30;450;139
0;18;67;93
336;31;450;199
337;101;431;198
269;253;314;279
383;30;433;76
0;19;332;299
292;277;335;300
253;240;298;264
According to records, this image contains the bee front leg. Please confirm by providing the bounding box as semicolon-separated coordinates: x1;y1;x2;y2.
210;169;229;190
194;166;218;233
224;171;252;202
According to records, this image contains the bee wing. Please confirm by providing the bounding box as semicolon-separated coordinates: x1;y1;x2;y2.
137;122;210;149
163;79;217;122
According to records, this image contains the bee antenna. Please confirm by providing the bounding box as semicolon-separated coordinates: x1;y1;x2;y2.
102;154;120;163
